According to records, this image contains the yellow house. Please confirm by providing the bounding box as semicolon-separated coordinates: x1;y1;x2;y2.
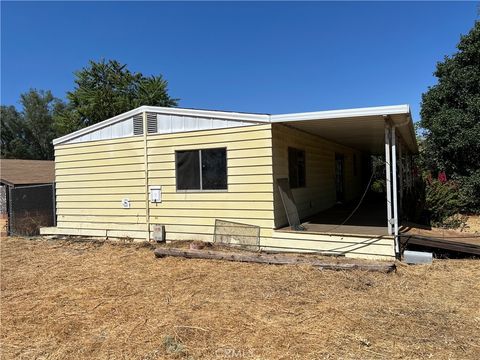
41;105;417;260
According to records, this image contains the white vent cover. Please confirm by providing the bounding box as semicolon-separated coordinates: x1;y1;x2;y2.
147;112;158;134
133;114;143;135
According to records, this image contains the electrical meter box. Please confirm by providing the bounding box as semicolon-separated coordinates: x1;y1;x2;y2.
149;186;162;203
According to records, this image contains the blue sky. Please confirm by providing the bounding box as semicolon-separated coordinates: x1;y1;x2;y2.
1;1;478;121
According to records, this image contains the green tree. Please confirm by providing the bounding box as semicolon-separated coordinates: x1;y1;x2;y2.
420;20;480;213
1;89;60;160
59;59;178;129
1;105;31;159
21;89;59;160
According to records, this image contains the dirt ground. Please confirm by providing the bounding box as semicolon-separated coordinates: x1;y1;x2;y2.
1;237;480;360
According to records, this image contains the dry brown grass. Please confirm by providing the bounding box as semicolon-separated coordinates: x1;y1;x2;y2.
1;236;480;360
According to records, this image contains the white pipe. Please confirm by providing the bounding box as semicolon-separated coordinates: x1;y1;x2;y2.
392;126;399;256
398;135;403;218
384;121;393;235
391;116;411;258
143;111;150;242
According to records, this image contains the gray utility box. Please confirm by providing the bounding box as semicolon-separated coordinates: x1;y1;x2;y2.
152;224;165;242
403;250;433;265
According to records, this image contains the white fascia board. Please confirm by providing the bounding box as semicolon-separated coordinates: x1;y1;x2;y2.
53;106;145;145
53;104;414;147
270;104;411;122
53;106;270;146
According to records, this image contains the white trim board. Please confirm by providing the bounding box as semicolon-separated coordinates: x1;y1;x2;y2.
53;104;413;146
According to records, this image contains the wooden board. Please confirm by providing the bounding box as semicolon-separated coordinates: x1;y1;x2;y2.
153;247;396;272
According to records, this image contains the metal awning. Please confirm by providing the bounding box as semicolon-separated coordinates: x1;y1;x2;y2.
270;105;418;259
270;105;417;154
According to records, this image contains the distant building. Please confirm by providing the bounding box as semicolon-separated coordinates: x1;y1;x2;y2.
1;159;55;236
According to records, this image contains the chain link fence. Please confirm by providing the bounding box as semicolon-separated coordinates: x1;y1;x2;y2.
9;184;56;236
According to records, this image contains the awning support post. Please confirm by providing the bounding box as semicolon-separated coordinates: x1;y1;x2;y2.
398;135;403;218
384;119;393;236
391;126;400;257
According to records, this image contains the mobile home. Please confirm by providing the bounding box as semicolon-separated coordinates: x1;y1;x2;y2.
41;105;417;260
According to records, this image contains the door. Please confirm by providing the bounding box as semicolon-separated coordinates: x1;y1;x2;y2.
335;154;345;203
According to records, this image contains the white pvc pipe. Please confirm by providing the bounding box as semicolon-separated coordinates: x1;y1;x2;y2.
384;122;393;235
398;135;403;218
391;126;399;255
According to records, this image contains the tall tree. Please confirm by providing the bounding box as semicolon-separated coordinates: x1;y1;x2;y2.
0;106;31;159
420;20;480;212
59;59;178;129
1;90;60;160
21;89;59;160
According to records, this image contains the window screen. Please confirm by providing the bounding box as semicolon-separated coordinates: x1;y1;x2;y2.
288;147;306;188
176;150;201;190
176;148;227;191
202;148;227;190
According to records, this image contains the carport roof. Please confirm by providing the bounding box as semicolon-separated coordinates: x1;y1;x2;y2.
53;104;417;153
270;104;417;154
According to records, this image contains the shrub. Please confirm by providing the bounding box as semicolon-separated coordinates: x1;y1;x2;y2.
424;175;465;227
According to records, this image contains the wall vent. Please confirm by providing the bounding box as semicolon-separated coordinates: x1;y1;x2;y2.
133;114;144;135
147;113;158;134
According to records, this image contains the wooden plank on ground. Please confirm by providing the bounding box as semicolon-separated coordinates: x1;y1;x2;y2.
153;247;395;272
401;235;480;255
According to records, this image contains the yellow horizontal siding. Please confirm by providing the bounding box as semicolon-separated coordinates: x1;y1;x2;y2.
151;201;274;210
56;201;146;209
144;184;273;193
55;156;144;169
56;187;144;195
148;208;272;219
56;171;145;183
57;221;148;231
56;188;273;200
53;123;274;245
55;148;145;163
56;179;144;189
55;142;144;157
146;125;271;146
148;216;274;228
55;164;144;176
266;231;395;260
55;135;143;151
57;200;273;210
57;215;147;224
57;208;146;216
56;194;146;202
55;137;146;238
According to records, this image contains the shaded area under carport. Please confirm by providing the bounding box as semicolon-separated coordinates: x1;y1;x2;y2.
279;194;389;236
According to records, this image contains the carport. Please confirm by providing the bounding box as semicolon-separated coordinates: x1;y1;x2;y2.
270;105;418;258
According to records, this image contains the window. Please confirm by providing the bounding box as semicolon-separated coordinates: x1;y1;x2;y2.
288;147;306;188
176;148;227;191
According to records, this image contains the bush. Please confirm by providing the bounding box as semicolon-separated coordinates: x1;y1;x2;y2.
424;175;465;227
457;169;480;214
